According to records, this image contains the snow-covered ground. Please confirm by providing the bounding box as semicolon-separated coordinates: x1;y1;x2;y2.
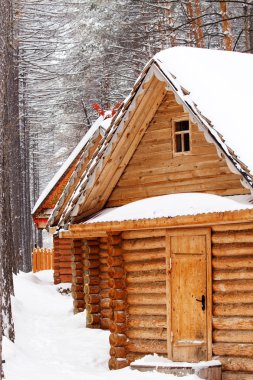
3;271;200;380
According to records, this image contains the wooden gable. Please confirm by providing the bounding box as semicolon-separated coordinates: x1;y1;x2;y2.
106;91;249;208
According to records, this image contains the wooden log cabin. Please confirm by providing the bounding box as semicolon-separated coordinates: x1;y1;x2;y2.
32;114;111;285
48;47;253;378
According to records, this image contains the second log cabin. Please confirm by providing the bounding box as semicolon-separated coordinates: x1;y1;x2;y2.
48;47;253;379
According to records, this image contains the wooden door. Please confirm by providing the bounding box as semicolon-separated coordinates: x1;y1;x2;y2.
166;228;211;362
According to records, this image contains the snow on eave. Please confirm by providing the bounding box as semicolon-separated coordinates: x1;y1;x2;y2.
32;116;111;216
57;61;155;226
81;194;253;225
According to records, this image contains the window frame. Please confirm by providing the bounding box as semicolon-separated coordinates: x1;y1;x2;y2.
172;117;191;156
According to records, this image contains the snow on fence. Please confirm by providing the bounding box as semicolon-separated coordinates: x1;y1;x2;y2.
32;248;54;272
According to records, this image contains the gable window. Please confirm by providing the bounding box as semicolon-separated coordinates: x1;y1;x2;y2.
173;119;190;154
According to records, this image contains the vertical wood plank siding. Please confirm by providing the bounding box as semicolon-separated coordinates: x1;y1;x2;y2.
212;224;253;379
107;92;248;207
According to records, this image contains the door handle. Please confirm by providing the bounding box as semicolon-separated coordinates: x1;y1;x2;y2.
196;295;205;311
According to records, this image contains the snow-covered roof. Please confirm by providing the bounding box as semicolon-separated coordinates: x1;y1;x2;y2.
83;193;253;225
32;115;111;215
155;47;253;181
55;47;253;226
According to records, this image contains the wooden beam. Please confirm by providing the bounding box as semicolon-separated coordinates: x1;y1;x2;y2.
68;209;253;234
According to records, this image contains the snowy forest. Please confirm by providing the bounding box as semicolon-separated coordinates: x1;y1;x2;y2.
1;0;253;377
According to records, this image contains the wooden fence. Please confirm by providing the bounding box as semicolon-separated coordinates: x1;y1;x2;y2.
32;248;54;272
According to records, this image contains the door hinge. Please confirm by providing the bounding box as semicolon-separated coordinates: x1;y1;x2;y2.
171;331;174;342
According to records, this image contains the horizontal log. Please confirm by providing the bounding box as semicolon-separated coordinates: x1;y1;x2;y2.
213;330;253;343
100;280;110;289
109;289;126;300
125;260;165;273
84;285;100;295
99;264;109;273
213;317;253;330
71;284;83;292
108;279;126;289
222;371;253;380
213;292;253;304
108;256;123;267
127;339;167;354
100;272;110;280
122;229;166;240
100;318;110;330
60;262;72;268
213;269;253;281
85;294;100;304
71;262;83;270
213;342;253;357
71;254;82;262
127;328;167;340
109;346;127;358
213;280;253;292
219;356;253;372
108;357;128;370
72;292;84;300
59;255;72;262
74;276;84;287
128;305;167;316
107;235;122;245
126;270;166;284
114;311;126;324
84;259;100;269
86;313;100;326
100;289;110;298
110;300;127;311
127;283;165;294
213;257;253;270
86;303;100;314
100;298;111;309
213;304;253;317
127;293;166;305
212;223;253;232
128;316;166;329
83;276;99;285
122;238;165;251
84;268;99;276
73;300;85;309
123;249;166;263
212;244;253;257
71;269;83;277
108;267;125;279
100;308;112;319
212;232;253;244
58;275;71;283
109;333;127;347
99;250;109;258
99;257;108;265
126;353;144;363
109;322;127;334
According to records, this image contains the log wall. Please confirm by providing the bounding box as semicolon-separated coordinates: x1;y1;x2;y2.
122;229;167;364
71;239;84;313
104;223;253;378
83;238;101;328
107;92;249;207
212;223;253;379
53;236;72;284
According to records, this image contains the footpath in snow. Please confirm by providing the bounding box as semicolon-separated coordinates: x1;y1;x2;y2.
3;271;200;380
